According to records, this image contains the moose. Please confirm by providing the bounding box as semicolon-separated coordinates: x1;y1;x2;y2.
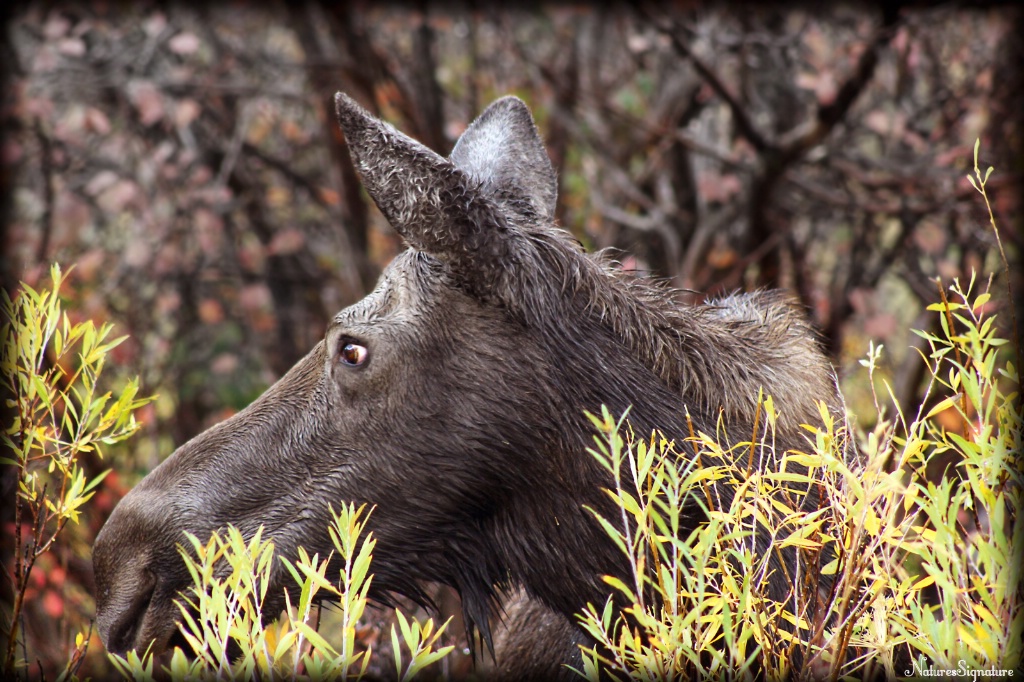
93;93;844;678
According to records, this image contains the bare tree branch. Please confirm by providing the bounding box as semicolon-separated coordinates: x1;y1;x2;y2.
642;6;772;154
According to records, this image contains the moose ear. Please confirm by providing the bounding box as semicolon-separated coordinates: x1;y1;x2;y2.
334;92;524;302
450;96;558;221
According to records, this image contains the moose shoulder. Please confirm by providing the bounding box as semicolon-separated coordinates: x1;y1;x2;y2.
92;93;843;675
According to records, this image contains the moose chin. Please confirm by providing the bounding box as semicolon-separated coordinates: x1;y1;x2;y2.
93;92;845;679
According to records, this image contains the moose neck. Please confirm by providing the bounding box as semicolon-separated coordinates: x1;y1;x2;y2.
476;306;701;629
511;234;837;433
469;265;830;628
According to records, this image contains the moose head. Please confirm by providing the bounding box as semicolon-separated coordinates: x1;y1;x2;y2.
93;93;839;663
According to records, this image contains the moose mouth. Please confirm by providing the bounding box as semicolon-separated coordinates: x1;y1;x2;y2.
102;569;186;657
102;568;289;660
104;568;155;655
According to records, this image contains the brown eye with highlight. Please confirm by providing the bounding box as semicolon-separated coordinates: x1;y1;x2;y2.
340;342;368;367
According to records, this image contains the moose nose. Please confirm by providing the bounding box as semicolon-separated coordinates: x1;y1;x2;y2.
97;560;157;654
93;488;182;655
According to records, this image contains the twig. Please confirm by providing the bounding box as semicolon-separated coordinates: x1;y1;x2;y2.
241;142;331;208
641;7;771;154
215;104;252;189
32;119;55;263
936;281;972;445
968;145;1022;379
777;12;901;162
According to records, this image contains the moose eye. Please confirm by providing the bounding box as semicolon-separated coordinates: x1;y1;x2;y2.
339;342;368;367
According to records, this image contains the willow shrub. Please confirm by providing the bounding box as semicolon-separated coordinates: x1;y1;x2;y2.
576;275;1020;679
574;144;1020;680
109;503;453;681
1;266;452;681
1;264;154;678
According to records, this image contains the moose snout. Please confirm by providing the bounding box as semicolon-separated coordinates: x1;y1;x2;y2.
95;558;156;655
93;488;185;656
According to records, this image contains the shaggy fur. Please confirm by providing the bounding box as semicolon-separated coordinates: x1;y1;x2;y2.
92;94;844;677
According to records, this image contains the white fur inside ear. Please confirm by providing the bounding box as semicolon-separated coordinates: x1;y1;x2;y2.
450;96;558;221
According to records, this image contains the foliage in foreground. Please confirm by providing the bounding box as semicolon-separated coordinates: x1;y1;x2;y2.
108;503;453;681
575;271;1021;680
3;268;452;681
1;264;154;678
4;145;1017;680
570;137;1020;682
12;267;1016;681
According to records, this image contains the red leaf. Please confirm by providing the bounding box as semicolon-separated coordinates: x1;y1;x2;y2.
168;32;200;55
267;228;305;255
74;248;106;281
85;170;119;196
211;353;239;375
57;37;86;57
43;13;71;40
49;566;66;588
143;13;167;38
43;590;64;618
913;221;947;256
239;283;271;313
864;313;897;340
84;107;111;135
198;299;225;324
96;179;138;213
128;80;165;126
317;187;340;206
174;99;201;128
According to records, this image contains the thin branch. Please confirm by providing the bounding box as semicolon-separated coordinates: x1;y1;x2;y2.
241;142;333;209
32;119;55;264
602;101;753;173
748;9;901;286
641;7;771;154
777;12;901;162
214;104;252;189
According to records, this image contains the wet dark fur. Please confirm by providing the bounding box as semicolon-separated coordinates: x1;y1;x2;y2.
93;94;844;676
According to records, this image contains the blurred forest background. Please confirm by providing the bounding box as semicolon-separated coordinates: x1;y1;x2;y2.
1;0;1022;678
